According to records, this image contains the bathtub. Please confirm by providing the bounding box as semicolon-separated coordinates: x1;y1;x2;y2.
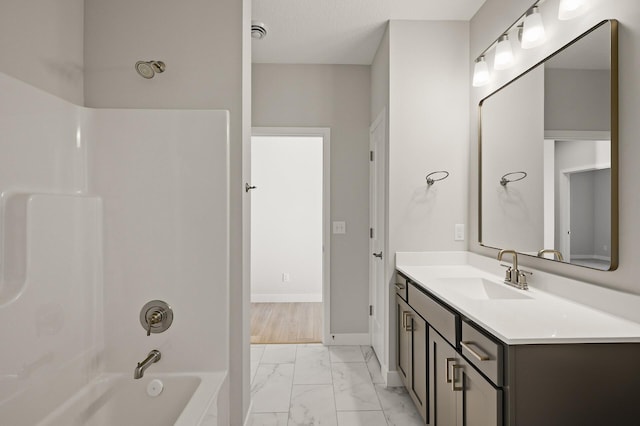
36;372;227;426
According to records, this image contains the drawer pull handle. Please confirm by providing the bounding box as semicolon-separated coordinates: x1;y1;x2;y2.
394;283;405;291
460;341;490;361
451;364;464;391
402;311;412;331
445;357;455;383
404;312;413;331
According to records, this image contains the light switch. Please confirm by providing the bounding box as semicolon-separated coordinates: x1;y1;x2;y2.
333;221;346;234
455;224;465;241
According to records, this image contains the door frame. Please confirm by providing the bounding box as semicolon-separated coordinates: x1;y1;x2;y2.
251;127;331;344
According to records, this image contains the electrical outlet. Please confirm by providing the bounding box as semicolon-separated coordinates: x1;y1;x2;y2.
282;273;290;282
455;224;465;241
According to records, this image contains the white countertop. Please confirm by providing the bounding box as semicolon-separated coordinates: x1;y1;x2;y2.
396;252;640;345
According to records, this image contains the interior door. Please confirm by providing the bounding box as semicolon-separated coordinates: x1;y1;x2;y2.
369;112;386;362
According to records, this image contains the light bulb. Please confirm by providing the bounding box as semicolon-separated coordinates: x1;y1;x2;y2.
473;56;490;87
521;7;546;49
558;0;587;20
494;34;514;70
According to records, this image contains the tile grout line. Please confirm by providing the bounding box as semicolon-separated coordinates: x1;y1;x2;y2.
361;345;391;426
329;347;340;425
287;344;298;424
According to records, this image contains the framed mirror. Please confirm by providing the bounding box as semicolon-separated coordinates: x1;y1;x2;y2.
479;20;618;271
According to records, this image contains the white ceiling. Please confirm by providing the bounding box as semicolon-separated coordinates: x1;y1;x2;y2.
252;0;487;65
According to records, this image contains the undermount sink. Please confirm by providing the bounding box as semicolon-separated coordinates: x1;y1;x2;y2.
436;277;533;300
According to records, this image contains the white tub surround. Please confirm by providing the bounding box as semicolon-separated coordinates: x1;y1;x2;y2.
0;72;229;424
396;251;640;344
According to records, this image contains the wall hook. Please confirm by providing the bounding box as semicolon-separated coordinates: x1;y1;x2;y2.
426;170;450;186
500;171;527;186
245;183;257;192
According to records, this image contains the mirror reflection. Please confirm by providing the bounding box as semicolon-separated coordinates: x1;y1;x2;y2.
479;20;617;271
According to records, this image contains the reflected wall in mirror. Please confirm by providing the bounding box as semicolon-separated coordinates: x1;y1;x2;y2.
479;20;618;271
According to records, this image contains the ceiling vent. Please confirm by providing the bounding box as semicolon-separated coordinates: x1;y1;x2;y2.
251;21;267;40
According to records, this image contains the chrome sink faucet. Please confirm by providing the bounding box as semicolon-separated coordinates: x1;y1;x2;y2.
134;349;161;379
497;249;531;290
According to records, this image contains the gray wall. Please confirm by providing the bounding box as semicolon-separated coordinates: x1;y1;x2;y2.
470;0;640;293
252;64;371;334
570;171;597;255
545;68;610;131
370;20;469;379
0;0;84;104
594;168;611;258
481;66;544;252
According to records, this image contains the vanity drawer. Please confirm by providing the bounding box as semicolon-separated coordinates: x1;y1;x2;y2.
395;273;409;302
461;319;503;386
408;284;457;346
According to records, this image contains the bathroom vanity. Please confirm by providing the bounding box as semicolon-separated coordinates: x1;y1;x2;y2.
395;252;640;426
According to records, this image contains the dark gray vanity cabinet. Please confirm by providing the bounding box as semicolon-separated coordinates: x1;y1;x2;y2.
398;277;503;426
396;271;640;426
430;330;502;426
396;295;428;421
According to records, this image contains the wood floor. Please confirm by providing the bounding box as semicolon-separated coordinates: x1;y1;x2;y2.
251;302;323;344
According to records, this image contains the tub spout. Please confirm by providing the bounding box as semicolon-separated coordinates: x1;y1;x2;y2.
134;349;161;379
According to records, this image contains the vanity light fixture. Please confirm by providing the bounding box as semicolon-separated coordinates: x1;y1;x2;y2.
521;7;546;49
473;56;490;87
494;34;514;70
558;0;587;20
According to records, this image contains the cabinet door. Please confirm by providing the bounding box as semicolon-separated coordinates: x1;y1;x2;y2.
430;328;458;426
396;296;411;387
456;358;502;426
409;310;428;422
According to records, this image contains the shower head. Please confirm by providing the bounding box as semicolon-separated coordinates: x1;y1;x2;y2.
251;21;267;40
135;60;166;79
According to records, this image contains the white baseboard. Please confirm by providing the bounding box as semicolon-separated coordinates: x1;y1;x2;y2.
251;293;322;303
324;333;370;346
382;365;404;387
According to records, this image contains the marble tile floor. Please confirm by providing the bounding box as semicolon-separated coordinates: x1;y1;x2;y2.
248;344;424;426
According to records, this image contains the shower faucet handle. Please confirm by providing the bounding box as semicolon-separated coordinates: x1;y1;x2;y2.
146;310;164;336
140;300;173;337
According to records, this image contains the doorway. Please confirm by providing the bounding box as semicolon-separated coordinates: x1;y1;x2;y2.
250;128;330;344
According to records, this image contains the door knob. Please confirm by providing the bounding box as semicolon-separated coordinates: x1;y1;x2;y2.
373;251;383;259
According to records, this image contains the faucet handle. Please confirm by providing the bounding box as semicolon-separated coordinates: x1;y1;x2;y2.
140;300;173;337
517;269;532;289
499;264;513;282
